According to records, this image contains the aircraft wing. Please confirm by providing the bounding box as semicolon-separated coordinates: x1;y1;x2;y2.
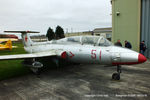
0;38;18;42
0;50;57;60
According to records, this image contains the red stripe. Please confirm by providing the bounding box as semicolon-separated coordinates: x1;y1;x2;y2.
69;52;75;58
99;50;101;61
25;36;28;42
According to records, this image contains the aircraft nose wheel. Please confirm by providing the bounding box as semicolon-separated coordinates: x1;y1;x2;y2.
112;73;120;80
112;65;121;80
30;68;40;75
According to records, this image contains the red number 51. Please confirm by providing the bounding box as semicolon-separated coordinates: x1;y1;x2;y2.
91;50;96;59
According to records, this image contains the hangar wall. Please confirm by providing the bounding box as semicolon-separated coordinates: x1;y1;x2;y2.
112;0;141;52
141;0;150;58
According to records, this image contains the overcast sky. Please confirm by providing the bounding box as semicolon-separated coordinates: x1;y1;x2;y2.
0;0;112;34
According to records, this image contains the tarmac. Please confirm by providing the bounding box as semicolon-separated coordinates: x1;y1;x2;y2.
0;60;150;100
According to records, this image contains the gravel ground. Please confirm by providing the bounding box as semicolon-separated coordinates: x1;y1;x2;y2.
0;60;150;100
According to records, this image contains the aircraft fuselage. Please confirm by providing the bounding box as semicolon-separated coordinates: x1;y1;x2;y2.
24;43;146;66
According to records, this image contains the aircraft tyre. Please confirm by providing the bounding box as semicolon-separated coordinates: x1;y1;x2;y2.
30;68;40;75
112;73;120;80
112;65;121;80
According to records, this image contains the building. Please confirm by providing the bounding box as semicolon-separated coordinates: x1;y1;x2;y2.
93;27;112;41
112;0;150;58
65;31;92;37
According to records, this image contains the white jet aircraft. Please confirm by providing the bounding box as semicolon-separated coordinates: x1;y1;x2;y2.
0;31;147;80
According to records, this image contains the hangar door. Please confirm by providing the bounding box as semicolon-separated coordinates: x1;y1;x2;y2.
141;0;150;58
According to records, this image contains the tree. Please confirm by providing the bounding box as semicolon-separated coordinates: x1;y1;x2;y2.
55;25;65;39
46;27;55;41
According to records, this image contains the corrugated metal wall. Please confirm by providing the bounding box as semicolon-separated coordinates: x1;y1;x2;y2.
141;0;150;58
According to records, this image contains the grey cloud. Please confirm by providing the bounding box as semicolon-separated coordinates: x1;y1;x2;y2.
0;0;111;33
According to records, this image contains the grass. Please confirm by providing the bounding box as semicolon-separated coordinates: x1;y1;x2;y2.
0;42;30;81
0;42;26;55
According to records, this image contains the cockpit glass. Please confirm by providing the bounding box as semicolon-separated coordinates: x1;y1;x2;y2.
67;37;80;43
98;37;112;46
51;36;112;46
82;36;99;45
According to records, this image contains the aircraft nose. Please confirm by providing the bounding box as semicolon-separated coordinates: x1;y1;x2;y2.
138;54;147;63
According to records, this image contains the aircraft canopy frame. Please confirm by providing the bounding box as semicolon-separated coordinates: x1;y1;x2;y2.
52;36;112;46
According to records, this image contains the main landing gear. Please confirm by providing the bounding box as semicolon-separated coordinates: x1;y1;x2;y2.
112;65;121;80
22;59;43;75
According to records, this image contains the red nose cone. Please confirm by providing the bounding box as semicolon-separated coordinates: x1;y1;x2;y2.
138;54;147;63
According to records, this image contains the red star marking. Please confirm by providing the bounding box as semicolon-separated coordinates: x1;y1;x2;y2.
69;52;75;58
25;36;28;42
61;51;67;59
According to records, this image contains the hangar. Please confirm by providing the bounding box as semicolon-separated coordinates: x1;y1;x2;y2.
111;0;150;58
93;27;112;41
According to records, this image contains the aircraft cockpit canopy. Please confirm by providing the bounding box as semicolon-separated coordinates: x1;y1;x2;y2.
81;36;112;46
67;37;80;43
97;37;112;46
54;36;112;46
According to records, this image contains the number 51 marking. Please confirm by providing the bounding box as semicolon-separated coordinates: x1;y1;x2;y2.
91;49;101;60
91;50;96;59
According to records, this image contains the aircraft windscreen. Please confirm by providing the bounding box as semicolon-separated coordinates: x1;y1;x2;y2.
98;37;112;46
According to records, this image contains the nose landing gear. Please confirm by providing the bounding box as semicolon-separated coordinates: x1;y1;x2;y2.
112;65;121;80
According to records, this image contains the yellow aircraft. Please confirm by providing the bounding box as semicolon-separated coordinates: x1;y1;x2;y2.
0;38;18;42
0;39;18;50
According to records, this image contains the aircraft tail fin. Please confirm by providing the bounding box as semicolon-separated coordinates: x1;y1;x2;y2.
5;40;12;50
4;31;39;47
